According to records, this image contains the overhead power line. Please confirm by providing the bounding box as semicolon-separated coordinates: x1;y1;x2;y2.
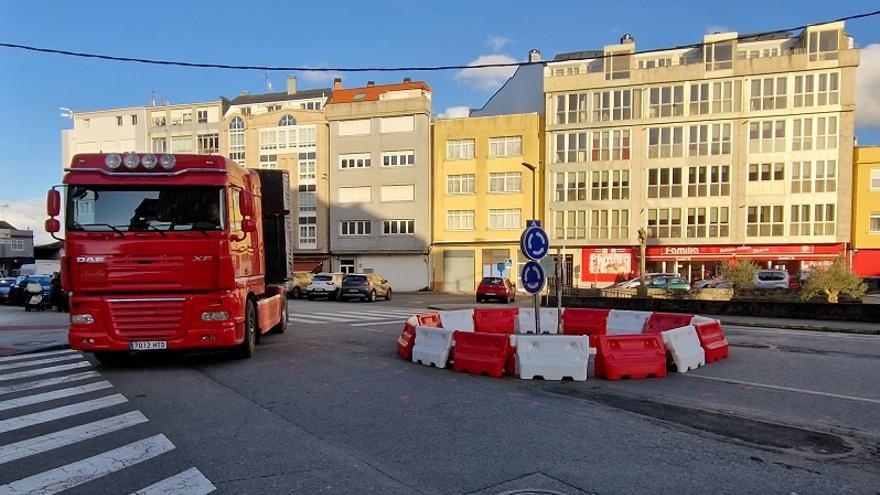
0;10;878;72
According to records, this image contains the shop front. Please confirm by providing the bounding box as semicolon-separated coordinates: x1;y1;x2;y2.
580;247;635;286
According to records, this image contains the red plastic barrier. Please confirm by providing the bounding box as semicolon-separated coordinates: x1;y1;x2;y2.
452;331;511;378
505;342;517;377
694;321;729;362
473;308;518;334
595;334;667;380
644;312;694;334
397;316;418;361
562;308;611;346
417;313;441;328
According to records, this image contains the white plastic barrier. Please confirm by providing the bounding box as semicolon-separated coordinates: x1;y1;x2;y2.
660;325;706;373
515;335;593;381
516;308;562;335
690;315;717;326
411;326;455;368
438;309;474;332
606;310;652;335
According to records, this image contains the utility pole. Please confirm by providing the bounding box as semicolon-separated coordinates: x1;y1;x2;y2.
637;227;648;297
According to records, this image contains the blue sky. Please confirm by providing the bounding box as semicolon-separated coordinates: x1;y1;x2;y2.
1;0;879;234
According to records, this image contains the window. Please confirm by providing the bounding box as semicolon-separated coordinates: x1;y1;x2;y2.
489;172;522;193
746;205;784;237
298;152;316;181
300;101;322;110
278;114;296;126
553;132;588;163
130;115;138;125
705;40;733;70
688;165;730;197
808;29;839;62
11;239;24;251
381;185;415;202
647;208;682;238
638;57;672;69
555;93;589;124
605;52;631;80
590;209;629;239
649;85;684;118
340;220;371;236
170;136;194;153
340;153;371;169
592;89;634;121
151;112;166;127
647;168;683;198
792;118;813;151
338;186;371;203
116;116;123;126
339;119;371;136
590;170;630;200
748;163;785;182
870;213;880;233
298;217;317;248
553;210;587;240
151;137;167;153
446;139;475;160
198;110;209;123
687;207;729;238
197;133;219;154
339;259;355;274
555;171;587;201
488;209;521;230
791;160;836;193
748;120;786;153
690;83;710;115
489;136;522;157
182;110;192;125
382;150;415;167
795;73;840;107
383;219;415;235
298;185;316;212
750;77;787;110
687;123;731;156
791;204;835;236
447;174;475;194
816;116;838;150
711;80;736;113
648;126;684;158
872;169;880;190
229;117;245;163
447;210;475;231
591;129;630;161
816;73;840;106
379;116;414;133
240;107;252;116
259;155;277;169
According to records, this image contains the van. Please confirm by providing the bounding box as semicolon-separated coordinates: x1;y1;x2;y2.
754;269;790;290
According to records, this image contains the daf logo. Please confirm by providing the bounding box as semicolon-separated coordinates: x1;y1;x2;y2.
76;256;105;263
194;256;214;262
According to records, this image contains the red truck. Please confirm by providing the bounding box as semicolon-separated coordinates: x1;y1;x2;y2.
45;153;292;363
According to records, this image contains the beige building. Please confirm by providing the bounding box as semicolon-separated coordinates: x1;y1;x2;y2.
147;100;227;155
61;106;148;168
221;76;333;271
537;22;858;286
324;79;433;291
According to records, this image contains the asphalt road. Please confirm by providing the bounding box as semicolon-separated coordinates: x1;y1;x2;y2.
0;294;877;494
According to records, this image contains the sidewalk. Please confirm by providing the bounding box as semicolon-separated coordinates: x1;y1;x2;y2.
0;305;69;356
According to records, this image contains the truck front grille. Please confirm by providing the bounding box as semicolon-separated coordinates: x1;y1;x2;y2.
108;298;184;339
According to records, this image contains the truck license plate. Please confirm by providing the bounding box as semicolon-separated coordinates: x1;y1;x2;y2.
129;341;167;350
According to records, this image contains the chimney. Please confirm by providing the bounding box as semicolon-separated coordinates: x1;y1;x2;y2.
403;77;411;83
286;75;297;95
333;77;342;91
620;33;634;44
367;81;375;87
528;49;541;63
240;90;249;96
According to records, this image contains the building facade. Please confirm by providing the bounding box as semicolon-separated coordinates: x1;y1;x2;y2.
147;100;226;156
852;146;880;279
431;113;543;292
61;106;148;168
541;22;858;286
221;77;333;271
324;79;432;291
0;221;34;276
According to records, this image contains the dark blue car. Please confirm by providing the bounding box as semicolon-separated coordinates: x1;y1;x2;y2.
0;277;15;304
8;275;52;305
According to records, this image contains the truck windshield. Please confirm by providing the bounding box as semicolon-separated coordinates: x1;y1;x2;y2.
67;186;225;232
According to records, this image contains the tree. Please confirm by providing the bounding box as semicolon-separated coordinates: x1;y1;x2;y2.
718;260;759;295
801;256;866;304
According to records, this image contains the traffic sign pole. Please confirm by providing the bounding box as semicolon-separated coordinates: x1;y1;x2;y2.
520;221;549;336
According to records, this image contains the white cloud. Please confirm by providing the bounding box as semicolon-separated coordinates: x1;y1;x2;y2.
705;25;732;35
437;106;471;119
856;43;880;129
486;35;511;53
297;67;343;84
2;197;60;245
454;54;518;91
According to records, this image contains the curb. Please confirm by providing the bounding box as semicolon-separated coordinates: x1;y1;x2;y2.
3;343;71;357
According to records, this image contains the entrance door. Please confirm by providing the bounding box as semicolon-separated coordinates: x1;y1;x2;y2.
443;250;475;293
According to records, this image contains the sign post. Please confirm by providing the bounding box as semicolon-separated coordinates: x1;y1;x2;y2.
520;220;549;335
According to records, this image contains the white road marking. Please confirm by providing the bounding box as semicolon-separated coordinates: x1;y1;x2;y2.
685;374;880;405
0;371;101;396
0;361;91;383
0;411;148;465
304;311;398;322
0;434;175;495
350;320;407;327
130;467;216;495
724;325;880;341
0;349;78;364
0;381;113;412
0;393;127;434
292;313;350;322
0;354;84;372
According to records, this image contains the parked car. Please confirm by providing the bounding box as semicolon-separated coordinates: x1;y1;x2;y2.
476;277;516;303
647;275;691;292
608;273;678;289
288;271;313;299
339;273;392;302
754;269;790;290
8;275;52;305
0;277;15;304
306;273;344;300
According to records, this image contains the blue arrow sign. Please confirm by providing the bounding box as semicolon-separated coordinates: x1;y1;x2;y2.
521;261;546;294
520;226;549;261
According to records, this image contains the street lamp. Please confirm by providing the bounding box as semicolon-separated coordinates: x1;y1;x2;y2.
520;161;537;221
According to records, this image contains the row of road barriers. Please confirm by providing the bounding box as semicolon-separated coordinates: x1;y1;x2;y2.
397;307;730;381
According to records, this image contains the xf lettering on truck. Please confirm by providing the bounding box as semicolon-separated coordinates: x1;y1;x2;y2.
75;256;106;263
193;256;214;262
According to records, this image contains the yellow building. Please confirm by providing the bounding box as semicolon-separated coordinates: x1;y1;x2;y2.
431;113;544;292
852;146;880;278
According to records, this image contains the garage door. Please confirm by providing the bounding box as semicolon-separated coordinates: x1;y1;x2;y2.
443;250;475;293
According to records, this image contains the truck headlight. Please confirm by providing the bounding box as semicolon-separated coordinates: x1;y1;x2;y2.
71;314;94;325
201;311;229;321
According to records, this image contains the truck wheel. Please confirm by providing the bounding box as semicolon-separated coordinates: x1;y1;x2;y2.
234;300;257;359
272;299;288;334
385;289;392;301
94;352;128;366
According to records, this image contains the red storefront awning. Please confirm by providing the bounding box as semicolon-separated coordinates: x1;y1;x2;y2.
293;260;324;273
853;250;880;278
644;243;845;261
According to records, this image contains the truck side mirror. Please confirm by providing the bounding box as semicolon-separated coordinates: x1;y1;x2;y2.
47;189;61;217
45;218;61;233
242;218;256;233
239;190;254;217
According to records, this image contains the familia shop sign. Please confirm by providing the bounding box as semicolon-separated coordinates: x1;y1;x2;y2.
646;243;844;259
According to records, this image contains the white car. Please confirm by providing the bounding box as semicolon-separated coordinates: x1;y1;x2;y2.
306;273;344;300
754;269;790;290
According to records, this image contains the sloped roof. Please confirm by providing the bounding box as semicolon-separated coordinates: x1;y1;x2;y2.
228;87;331;106
553;50;603;61
738;31;793;43
328;81;431;104
0;221;16;230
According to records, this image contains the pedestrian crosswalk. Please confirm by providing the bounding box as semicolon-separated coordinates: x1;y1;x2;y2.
289;306;419;327
0;349;215;495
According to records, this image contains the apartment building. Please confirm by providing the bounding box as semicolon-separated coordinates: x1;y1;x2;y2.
324;79;432;291
221;76;332;271
537;22;858;286
61;106;148;168
0;221;34;275
147;100;227;156
852;146;880;279
431;113;543;292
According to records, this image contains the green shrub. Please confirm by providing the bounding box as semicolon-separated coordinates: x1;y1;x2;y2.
718;260;759;295
801;256;866;304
